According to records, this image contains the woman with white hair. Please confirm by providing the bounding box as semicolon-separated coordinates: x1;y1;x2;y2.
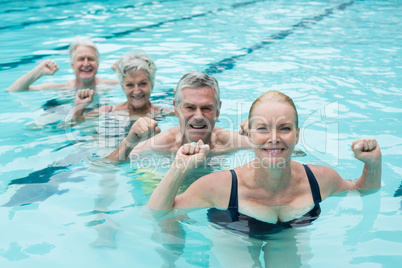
71;51;173;125
6;37;118;91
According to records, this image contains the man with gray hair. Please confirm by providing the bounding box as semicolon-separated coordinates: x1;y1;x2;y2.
6;37;118;91
107;72;249;161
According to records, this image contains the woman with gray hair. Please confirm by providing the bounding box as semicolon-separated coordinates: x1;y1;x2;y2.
72;51;173;124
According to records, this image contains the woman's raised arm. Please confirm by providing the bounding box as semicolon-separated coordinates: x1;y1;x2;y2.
313;138;382;197
148;140;212;218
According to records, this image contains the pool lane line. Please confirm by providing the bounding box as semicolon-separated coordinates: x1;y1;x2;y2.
0;0;264;31
0;0;269;71
0;18;72;31
0;0;176;28
395;182;402;197
7;166;68;185
203;1;354;75
0;0;88;13
0;0;173;14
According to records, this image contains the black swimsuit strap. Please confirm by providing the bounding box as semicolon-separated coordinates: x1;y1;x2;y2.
228;170;239;220
302;164;322;204
227;167;321;221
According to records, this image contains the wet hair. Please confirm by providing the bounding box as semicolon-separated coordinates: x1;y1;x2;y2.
248;90;298;128
115;52;156;89
68;37;100;64
174;72;221;112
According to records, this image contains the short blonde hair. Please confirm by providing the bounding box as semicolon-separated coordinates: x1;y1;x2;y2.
248;90;298;128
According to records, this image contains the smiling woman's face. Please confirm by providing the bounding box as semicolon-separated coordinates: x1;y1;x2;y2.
248;100;299;166
122;69;152;110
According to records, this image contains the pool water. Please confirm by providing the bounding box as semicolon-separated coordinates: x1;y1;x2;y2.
0;0;401;267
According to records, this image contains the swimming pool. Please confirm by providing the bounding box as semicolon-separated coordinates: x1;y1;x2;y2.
0;0;401;267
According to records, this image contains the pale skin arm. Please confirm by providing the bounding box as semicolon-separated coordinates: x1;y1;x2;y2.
6;60;63;91
111;60;118;72
350;138;382;190
65;89;111;127
239;118;249;136
148;140;213;218
108;60;120;84
312;138;382;198
72;89;96;119
212;128;250;150
106;117;161;162
233;130;251;148
98;78;119;85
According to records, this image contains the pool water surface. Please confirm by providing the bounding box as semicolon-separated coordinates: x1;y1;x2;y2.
0;0;401;267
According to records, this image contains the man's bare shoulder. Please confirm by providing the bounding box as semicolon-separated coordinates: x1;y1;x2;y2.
97;77;119;85
30;80;72;90
133;126;181;153
151;126;181;150
212;127;250;151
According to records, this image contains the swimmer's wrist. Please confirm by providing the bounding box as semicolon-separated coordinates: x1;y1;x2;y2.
171;159;193;173
125;134;141;146
71;108;84;118
33;64;47;77
169;164;191;180
365;157;382;167
171;159;186;172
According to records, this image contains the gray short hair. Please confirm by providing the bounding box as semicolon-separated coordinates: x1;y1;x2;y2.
175;72;221;111
115;52;157;89
69;37;100;64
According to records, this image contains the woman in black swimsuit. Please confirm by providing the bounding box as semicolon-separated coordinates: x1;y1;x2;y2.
147;90;382;264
